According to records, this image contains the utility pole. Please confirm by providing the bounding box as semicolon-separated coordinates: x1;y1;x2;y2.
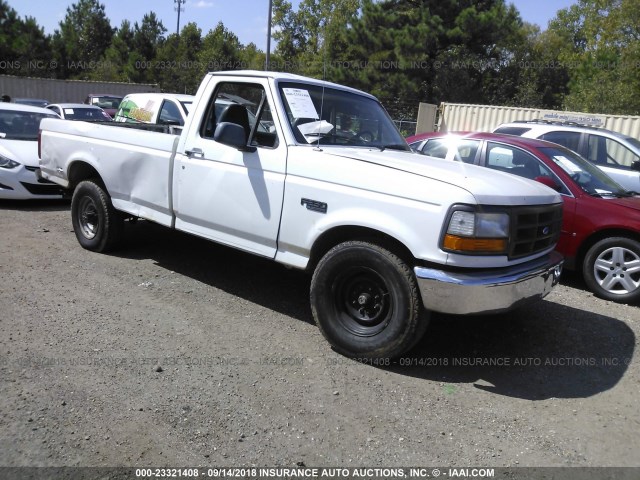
265;0;273;70
175;0;186;36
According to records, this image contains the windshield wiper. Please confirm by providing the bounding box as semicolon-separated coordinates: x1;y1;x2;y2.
377;144;409;152
589;191;627;198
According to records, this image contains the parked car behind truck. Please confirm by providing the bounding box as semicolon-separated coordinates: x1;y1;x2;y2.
0;103;63;199
39;71;564;359
84;94;123;118
493;120;640;192
47;103;113;122
114;93;193;126
408;131;640;303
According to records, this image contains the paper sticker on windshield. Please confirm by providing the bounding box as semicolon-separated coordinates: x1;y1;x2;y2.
64;108;74;115
297;120;334;143
282;88;319;120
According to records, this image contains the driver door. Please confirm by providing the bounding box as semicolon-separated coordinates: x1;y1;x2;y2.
173;80;286;258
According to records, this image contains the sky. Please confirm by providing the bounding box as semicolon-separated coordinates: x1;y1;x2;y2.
10;0;578;51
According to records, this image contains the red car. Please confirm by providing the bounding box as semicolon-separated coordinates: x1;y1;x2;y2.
83;94;123;118
407;131;640;304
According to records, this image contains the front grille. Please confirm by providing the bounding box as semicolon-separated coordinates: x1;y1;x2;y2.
20;182;64;196
509;204;563;259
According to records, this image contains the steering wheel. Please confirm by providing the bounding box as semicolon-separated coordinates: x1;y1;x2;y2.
344;130;374;144
356;130;374;142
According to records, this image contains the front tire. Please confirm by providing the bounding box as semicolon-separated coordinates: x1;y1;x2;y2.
583;237;640;303
71;179;123;252
310;241;429;359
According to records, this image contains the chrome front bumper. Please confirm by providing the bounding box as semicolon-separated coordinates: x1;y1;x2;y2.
414;252;564;315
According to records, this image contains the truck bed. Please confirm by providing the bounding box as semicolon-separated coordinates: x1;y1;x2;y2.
39;118;180;227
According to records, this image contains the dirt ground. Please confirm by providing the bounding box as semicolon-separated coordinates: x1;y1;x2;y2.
1;200;639;473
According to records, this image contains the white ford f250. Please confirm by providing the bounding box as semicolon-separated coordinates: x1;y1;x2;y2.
39;70;564;359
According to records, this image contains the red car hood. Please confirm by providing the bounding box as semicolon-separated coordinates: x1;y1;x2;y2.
605;195;640;212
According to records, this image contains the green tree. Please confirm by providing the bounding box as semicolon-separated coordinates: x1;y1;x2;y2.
53;0;114;79
272;0;360;76
0;1;52;77
91;19;135;82
198;22;244;74
88;12;166;84
132;12;167;82
155;23;202;93
240;42;266;71
507;25;569;109
335;0;528;119
549;0;640;114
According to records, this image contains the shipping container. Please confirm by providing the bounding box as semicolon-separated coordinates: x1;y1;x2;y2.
433;102;640;139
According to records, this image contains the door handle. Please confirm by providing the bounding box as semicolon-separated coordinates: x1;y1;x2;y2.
185;147;204;158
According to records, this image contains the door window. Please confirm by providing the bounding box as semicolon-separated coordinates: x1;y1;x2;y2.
540;131;581;152
587;135;640;168
421;138;480;163
200;82;278;149
158;101;184;126
487;142;542;177
486;142;570;194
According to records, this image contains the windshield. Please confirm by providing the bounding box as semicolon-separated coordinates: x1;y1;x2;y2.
0;110;58;140
62;107;111;122
278;81;408;150
90;96;122;110
539;146;628;196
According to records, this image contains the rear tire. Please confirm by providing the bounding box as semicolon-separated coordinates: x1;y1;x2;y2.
310;241;429;359
583;237;640;303
71;179;123;252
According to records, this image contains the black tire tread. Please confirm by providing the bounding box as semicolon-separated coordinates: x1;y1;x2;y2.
310;240;428;359
71;179;123;253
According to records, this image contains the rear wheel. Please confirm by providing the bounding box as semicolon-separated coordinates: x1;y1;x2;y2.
71;179;123;252
583;237;640;303
310;241;429;359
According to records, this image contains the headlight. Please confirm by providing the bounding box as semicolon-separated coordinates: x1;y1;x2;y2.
0;154;21;169
443;208;510;255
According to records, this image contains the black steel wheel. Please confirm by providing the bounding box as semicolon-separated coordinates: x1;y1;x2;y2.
310;241;429;359
71;179;123;252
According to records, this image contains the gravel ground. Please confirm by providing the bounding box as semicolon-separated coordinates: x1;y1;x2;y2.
1;200;639;473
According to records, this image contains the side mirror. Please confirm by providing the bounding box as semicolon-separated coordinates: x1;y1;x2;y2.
535;175;562;192
213;122;256;152
631;161;640;172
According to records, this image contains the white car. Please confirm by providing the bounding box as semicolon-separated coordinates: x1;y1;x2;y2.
493;120;640;192
46;103;112;122
114;93;194;126
0;103;63;200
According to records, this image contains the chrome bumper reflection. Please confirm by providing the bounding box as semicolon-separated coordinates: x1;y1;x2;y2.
414;252;564;315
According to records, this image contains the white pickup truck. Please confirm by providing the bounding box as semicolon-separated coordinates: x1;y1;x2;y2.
39;70;564;359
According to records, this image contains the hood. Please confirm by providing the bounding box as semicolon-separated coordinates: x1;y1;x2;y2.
0;138;39;168
604;195;640;213
324;147;562;206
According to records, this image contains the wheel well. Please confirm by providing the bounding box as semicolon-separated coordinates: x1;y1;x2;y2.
576;229;640;270
67;161;103;190
307;226;416;272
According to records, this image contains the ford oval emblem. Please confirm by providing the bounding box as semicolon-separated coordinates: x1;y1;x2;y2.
542;226;550;235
